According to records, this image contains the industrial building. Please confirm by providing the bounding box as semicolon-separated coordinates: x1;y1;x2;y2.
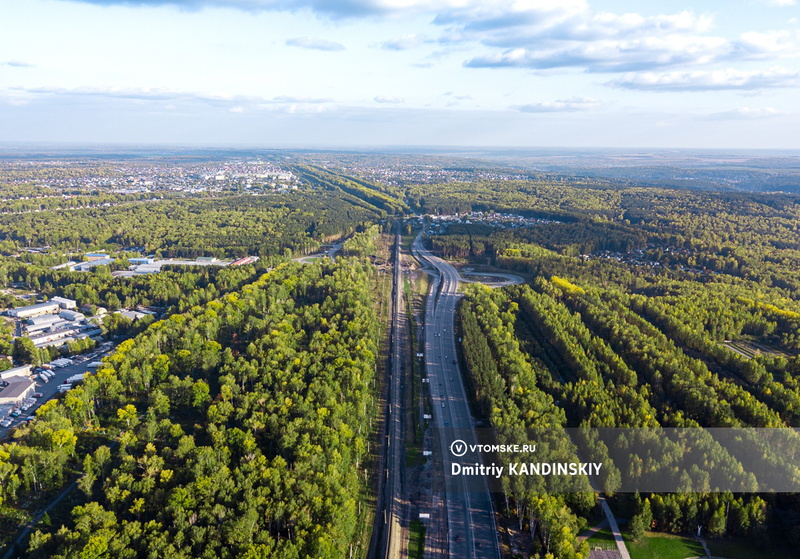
0;365;31;381
51;296;77;309
59;310;85;322
23;309;86;336
116;309;148;321
0;379;35;406
72;258;114;271
7;301;60;318
29;326;102;348
25;314;63;333
230;256;259;266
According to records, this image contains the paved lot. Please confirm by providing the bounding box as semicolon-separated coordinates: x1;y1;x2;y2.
589;550;622;559
0;348;113;439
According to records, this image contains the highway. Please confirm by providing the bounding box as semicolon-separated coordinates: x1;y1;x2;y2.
411;230;500;559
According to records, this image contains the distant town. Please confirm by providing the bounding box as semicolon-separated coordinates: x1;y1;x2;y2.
0;158;300;195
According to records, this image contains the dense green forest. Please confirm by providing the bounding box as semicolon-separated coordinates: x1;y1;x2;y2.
1;258;381;558
0;165;397;558
5;159;800;558
0;192;383;258
423;180;800;556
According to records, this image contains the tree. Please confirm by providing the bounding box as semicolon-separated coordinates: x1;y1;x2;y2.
707;504;727;538
13;336;39;365
628;497;652;542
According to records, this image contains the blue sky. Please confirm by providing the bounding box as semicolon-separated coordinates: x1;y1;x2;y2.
1;0;798;148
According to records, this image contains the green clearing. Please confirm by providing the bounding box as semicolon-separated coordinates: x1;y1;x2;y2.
627;531;705;559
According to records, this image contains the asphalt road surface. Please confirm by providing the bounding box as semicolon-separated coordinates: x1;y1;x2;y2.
294;242;343;264
412;231;501;559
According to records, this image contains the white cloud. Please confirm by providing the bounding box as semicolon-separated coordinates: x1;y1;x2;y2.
9;86;337;112
733;29;799;59
377;34;427;50
514;96;601;113
374;95;405;103
608;67;800;91
466;34;732;72
286;37;345;51
705;107;785;119
55;1;799;76
57;0;494;19
441;3;797;74
273;95;334;103
764;0;796;6
1;60;34;68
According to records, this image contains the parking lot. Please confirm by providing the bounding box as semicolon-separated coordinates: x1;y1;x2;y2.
0;346;114;440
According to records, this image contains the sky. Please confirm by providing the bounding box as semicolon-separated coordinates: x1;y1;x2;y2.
0;0;799;149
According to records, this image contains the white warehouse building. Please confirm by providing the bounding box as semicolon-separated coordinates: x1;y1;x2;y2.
51;296;77;310
25;314;63;333
59;310;85;322
7;302;60;318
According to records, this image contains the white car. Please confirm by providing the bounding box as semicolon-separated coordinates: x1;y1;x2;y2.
1;419;12;427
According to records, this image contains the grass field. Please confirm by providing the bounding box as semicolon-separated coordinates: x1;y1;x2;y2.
627;531;704;559
597;530;800;559
408;519;426;559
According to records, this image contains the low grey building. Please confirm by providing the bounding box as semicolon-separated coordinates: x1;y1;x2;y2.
0;379;35;406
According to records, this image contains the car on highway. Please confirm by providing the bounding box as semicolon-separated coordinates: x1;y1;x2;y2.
441;403;445;408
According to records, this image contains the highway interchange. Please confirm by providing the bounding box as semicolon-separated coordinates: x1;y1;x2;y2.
304;228;502;559
411;230;501;559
